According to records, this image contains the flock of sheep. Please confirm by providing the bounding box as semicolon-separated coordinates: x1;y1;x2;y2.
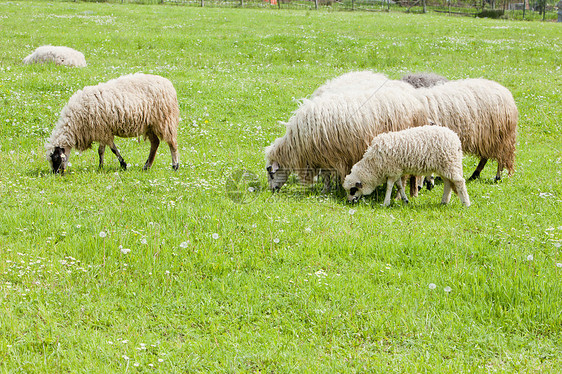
26;45;518;208
265;71;518;206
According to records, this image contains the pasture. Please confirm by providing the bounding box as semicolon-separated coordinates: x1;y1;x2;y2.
0;1;561;372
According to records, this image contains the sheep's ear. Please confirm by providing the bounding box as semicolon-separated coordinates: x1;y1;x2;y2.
271;162;279;173
355;181;363;189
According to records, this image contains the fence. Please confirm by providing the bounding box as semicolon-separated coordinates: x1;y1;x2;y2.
80;0;560;21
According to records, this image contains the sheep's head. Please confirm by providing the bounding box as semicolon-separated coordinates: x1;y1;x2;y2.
47;146;69;174
266;161;290;192
343;175;375;203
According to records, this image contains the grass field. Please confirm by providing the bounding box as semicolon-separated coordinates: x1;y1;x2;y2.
1;1;561;372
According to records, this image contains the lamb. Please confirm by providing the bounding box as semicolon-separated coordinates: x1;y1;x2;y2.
414;78;518;181
401;72;448;89
265;79;428;191
343;126;470;207
23;46;87;67
46;73;180;174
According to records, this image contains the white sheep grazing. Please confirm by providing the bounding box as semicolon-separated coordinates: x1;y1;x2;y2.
23;46;87;67
46;73;180;174
343;126;470;207
265;79;428;191
414;78;518;181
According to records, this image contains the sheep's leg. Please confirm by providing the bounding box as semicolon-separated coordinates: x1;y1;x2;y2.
108;141;127;170
396;175;407;200
396;177;409;204
453;178;471;207
168;139;179;171
494;163;502;182
441;178;453;205
409;175;418;197
143;132;160;170
383;178;397;207
98;144;106;169
468;158;488;181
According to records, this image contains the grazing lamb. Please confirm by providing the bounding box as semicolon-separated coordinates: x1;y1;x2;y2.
401;72;448;89
414;78;518;181
343;126;470;207
265;80;428;191
46;73;180;174
23;46;87;67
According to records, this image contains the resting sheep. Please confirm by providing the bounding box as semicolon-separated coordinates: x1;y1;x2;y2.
46;73;180;174
343;126;470;207
23;46;87;67
265;79;428;191
414;78;518;181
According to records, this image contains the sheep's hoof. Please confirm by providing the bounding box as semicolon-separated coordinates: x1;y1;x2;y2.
172;163;179;171
120;161;127;171
494;175;501;182
403;199;409;205
467;173;479;181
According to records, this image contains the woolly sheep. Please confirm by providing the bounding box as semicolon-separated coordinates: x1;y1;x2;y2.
401;72;448;89
46;73;180;174
23;46;87;67
265;79;428;191
414;78;518;181
400;72;449;195
343;126;470;207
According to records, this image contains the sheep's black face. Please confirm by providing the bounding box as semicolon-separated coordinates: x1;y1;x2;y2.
267;162;289;192
346;182;364;203
50;147;66;174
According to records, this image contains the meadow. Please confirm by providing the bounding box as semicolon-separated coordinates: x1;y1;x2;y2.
0;1;561;372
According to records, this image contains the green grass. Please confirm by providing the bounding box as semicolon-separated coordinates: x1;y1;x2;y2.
1;1;562;372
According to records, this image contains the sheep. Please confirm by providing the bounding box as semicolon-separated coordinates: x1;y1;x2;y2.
23;46;87;67
343;126;470;207
401;72;448;89
399;72;449;195
265;79;428;191
414;78;518;181
45;73;180;174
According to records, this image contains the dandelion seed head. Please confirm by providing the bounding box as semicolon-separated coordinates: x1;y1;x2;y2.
527;254;534;261
556;263;562;268
444;286;452;293
349;209;356;215
273;238;280;244
212;233;219;240
428;283;436;290
179;241;189;248
99;231;107;238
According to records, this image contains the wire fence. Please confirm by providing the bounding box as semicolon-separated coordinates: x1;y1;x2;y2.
80;0;560;21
